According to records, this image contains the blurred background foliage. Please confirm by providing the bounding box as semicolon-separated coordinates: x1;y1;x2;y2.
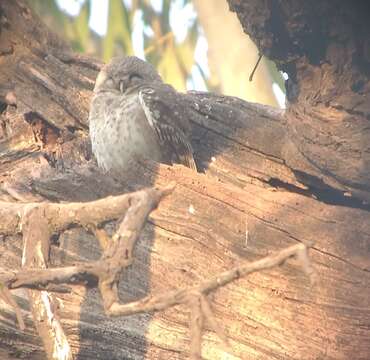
30;0;285;107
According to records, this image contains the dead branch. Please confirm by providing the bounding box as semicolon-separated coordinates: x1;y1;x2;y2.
0;183;174;360
108;242;312;359
1;208;312;360
0;158;313;360
21;202;70;360
107;243;311;315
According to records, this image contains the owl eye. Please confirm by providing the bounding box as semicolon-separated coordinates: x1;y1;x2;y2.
129;73;142;82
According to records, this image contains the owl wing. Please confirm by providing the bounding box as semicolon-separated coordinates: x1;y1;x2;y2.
138;85;197;171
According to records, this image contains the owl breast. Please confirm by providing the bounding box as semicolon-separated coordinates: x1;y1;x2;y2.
89;92;163;172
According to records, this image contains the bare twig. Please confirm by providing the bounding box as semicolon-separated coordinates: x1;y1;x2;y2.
249;53;263;82
0;182;312;360
108;243;312;358
107;243;310;316
0;183;175;360
188;292;204;360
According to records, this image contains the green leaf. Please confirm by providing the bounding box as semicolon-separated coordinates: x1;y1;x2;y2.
73;0;91;52
103;0;134;62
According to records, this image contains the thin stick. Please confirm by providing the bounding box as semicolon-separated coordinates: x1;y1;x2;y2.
249;53;263;82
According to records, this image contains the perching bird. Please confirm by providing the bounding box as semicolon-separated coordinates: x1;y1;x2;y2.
89;56;197;174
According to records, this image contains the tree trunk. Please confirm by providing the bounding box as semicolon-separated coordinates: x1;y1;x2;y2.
0;1;369;359
227;0;370;203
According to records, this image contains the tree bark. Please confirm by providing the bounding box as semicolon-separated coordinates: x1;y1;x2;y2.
0;1;369;359
227;0;370;203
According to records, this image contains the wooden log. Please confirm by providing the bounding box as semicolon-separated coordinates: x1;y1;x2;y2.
0;1;369;359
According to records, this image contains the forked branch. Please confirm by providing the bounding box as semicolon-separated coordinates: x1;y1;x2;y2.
0;183;313;360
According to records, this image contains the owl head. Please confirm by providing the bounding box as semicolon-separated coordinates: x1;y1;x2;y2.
93;56;163;94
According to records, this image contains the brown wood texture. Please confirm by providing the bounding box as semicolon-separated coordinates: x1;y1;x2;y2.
227;0;370;203
0;1;369;359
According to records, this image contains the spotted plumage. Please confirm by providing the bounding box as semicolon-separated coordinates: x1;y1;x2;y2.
88;56;197;174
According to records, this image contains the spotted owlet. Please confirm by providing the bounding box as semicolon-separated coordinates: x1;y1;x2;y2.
89;56;197;174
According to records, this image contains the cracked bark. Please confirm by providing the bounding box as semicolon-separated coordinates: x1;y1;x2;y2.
0;0;369;359
227;0;370;203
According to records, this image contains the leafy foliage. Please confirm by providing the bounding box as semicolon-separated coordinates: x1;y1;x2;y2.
30;0;204;91
30;0;284;99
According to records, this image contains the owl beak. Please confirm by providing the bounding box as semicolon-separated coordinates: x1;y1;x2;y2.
94;70;108;93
